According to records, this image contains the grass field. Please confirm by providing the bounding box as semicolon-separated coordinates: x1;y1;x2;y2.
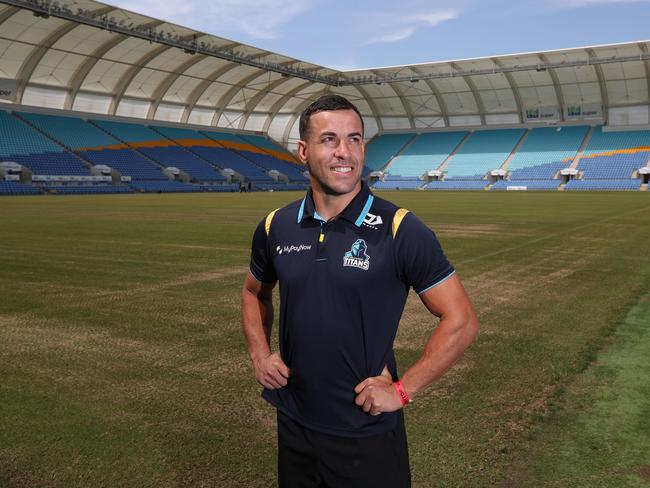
1;191;649;487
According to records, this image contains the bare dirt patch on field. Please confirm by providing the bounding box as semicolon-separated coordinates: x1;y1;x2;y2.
638;465;650;482
459;250;598;326
0;313;169;365
0;313;244;385
88;266;248;300
0;466;55;488
0;312;255;426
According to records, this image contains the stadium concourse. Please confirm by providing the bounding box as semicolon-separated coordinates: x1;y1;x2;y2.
0;0;649;195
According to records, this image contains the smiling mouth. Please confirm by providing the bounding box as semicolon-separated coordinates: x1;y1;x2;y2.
331;166;353;173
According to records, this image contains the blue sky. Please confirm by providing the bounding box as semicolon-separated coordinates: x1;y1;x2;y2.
113;0;650;70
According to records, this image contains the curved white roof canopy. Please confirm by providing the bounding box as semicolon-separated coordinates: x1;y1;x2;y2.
0;0;649;151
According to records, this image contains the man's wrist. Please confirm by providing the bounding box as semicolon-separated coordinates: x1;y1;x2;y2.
393;380;412;407
250;351;271;366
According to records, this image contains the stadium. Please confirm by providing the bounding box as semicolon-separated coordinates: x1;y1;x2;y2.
0;0;649;486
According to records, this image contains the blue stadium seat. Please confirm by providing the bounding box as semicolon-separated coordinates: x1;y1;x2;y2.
385;131;467;177
365;133;415;171
507;126;588;173
445;129;525;179
564;179;641;191
0;181;41;195
0;111;91;176
424;180;488;190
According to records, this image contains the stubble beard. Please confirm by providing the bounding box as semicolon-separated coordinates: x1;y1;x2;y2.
307;162;362;197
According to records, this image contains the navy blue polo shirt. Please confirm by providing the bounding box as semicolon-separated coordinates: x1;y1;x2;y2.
249;183;455;437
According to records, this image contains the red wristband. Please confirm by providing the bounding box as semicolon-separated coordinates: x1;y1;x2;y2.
393;380;411;407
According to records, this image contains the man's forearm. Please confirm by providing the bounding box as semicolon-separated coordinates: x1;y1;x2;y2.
400;314;478;398
241;287;274;362
241;275;289;389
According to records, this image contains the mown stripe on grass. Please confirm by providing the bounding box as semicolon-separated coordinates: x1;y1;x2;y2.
506;292;650;487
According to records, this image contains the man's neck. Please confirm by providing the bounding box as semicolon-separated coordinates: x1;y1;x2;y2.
311;182;362;221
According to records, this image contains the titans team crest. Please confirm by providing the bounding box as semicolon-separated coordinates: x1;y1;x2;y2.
343;239;370;270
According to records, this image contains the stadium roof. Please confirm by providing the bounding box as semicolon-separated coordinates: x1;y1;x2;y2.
1;0;649;150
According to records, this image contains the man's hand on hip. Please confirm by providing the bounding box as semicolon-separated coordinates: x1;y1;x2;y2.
354;366;403;416
253;352;290;389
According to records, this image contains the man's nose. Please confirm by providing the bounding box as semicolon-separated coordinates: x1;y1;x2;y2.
334;139;352;159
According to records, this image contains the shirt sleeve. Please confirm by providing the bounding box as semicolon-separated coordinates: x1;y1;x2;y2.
394;211;455;294
249;217;278;284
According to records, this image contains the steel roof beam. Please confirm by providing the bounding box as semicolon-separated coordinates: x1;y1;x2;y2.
412;67;449;127
538;53;565;122
492;58;523;123
637;42;650;109
450;62;485;125
587;48;609;121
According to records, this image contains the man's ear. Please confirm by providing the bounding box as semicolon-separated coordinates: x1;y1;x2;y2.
297;140;308;164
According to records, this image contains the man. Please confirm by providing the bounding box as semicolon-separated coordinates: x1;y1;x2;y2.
241;94;478;487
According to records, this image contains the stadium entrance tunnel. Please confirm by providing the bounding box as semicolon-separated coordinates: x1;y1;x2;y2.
164;166;190;183
560;168;580;184
0;161;31;183
425;169;444;184
639;167;650;185
92;164;123;184
490;169;507;184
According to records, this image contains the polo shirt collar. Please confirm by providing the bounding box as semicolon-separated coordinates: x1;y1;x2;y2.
297;182;374;227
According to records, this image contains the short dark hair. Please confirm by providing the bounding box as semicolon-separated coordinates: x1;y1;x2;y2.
299;94;364;140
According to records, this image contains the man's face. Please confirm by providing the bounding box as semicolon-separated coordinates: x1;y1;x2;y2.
297;109;365;196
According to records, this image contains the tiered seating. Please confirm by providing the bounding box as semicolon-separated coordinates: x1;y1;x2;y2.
20;112;116;149
582;126;650;154
386;131;467;176
83;149;167;180
509;161;566;180
0;181;41;195
365;133;414;171
578;127;650;179
152;125;205;142
372;175;423;190
578;154;644;179
17;112;166;181
145;146;227;181
492;180;560;191
147;126;241;182
154;126;274;183
237;134;298;162
236;134;306;179
424;180;487;191
194;146;273;182
239;151;307;181
92;119;157;142
0;111;90;176
445;129;525;179
91;119;210;182
565;179;641;191
197;131;275;182
507;126;588;174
